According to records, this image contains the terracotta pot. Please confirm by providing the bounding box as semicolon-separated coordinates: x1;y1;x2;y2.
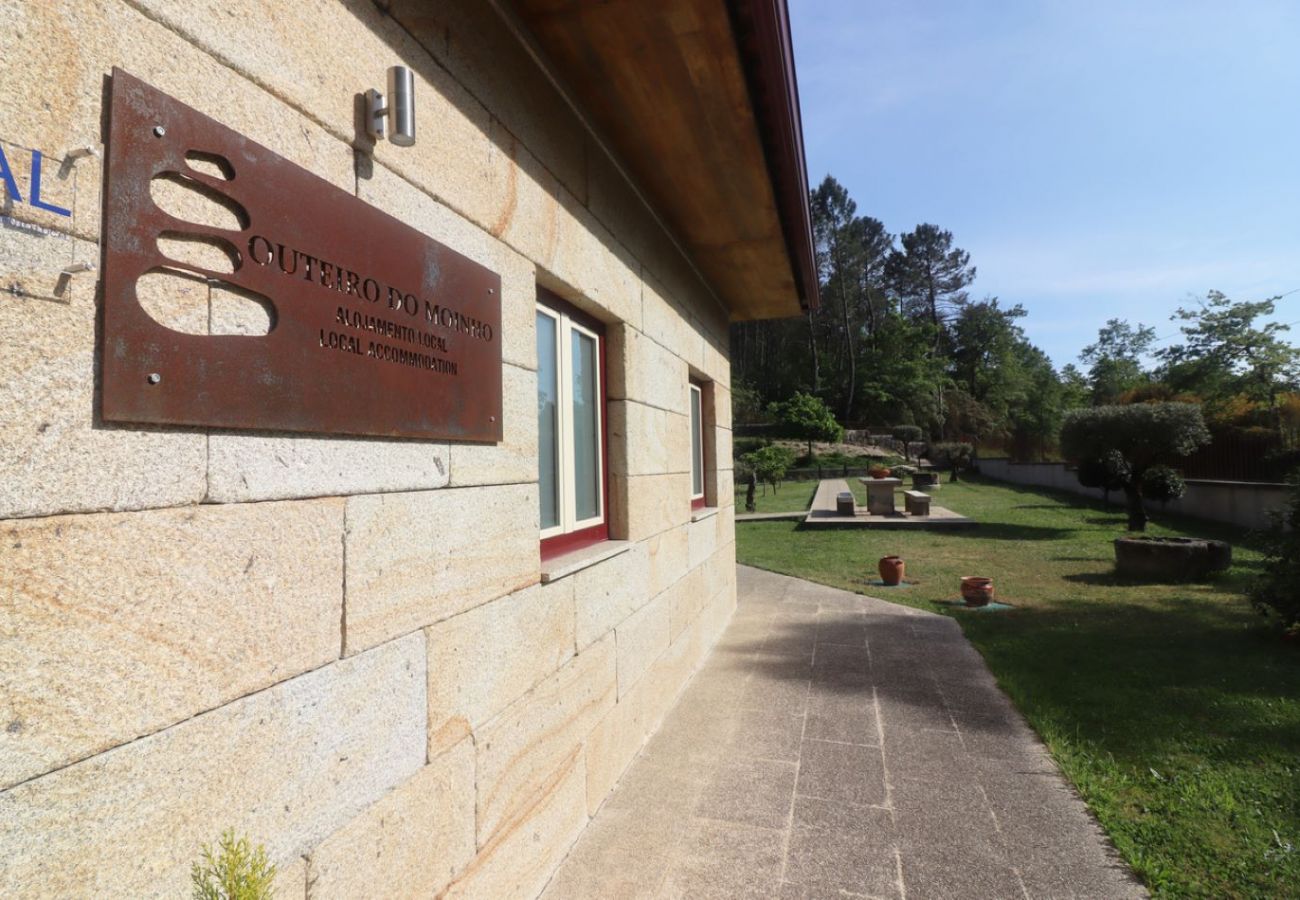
960;576;994;606
879;556;905;586
868;467;891;479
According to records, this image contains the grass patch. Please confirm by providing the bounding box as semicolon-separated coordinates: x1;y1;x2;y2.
736;476;1300;898
733;480;816;514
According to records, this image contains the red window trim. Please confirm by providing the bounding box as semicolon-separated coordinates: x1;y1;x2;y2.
689;378;708;510
539;287;610;561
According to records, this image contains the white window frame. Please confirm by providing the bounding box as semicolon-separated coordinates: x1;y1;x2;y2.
537;302;606;540
689;382;705;503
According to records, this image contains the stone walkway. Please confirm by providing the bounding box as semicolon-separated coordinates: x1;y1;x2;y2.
542;566;1144;899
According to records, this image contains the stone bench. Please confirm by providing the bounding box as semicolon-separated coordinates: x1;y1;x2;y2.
903;490;931;517
836;491;856;516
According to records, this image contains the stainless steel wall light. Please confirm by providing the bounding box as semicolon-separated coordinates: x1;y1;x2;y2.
366;66;416;147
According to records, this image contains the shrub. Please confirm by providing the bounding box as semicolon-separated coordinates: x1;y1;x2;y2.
191;830;277;900
1141;465;1186;503
1250;473;1300;634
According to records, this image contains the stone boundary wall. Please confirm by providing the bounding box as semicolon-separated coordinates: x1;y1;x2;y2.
976;459;1289;532
0;1;739;896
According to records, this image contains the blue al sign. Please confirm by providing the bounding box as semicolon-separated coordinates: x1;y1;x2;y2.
0;141;72;218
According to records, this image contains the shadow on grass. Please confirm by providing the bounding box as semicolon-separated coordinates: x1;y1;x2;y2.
1084;516;1129;526
936;522;1075;541
956;600;1300;763
1061;570;1250;590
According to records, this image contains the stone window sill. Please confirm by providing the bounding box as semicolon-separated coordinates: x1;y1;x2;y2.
691;506;720;523
540;540;632;583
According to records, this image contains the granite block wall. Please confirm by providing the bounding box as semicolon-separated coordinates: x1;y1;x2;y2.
0;1;737;895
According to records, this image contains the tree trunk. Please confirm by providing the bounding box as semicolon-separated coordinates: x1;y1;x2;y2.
832;240;855;421
1124;484;1147;532
745;471;757;512
805;310;820;393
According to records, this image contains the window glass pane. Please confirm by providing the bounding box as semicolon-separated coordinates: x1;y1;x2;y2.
537;311;560;529
571;329;600;521
691;387;703;496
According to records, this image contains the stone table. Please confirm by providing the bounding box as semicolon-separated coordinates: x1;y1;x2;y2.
860;477;901;515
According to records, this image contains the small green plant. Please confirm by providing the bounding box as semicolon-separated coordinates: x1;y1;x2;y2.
191;830;277;900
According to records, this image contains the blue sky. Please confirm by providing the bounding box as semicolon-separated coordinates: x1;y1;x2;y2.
790;0;1300;368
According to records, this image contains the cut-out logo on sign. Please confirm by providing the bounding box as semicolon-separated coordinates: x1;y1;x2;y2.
100;69;503;442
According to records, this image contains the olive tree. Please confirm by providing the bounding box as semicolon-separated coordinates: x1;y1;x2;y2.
1060;403;1210;532
927;441;973;482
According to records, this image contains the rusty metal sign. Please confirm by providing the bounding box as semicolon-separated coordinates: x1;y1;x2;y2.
101;69;502;442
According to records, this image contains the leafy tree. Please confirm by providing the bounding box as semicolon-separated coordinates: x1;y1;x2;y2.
942;388;999;444
856;312;947;433
740;444;797;495
948;299;1027;402
1007;344;1069;461
811;177;860;417
769;391;843;457
1059;363;1091;410
731;380;766;425
806;176;900;421
1157;291;1299;431
885;223;976;332
1061;403;1211;531
1079;318;1155;404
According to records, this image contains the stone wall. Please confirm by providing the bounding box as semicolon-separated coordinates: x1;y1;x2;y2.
0;2;738;896
977;459;1289;531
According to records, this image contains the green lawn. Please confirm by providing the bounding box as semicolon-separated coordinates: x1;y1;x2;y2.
733;480;817;514
736;476;1300;898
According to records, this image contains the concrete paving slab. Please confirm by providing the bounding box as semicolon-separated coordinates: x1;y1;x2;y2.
802;479;977;529
541;566;1146;899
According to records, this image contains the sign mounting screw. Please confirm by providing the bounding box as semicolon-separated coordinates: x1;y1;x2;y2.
147;373;162;384
152;125;166;138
